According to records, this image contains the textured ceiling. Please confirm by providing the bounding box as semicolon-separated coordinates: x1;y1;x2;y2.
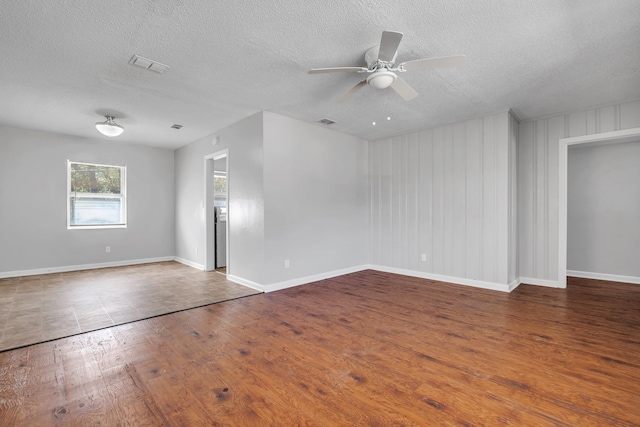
0;0;638;149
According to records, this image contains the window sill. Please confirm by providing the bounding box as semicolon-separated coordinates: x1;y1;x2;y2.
68;225;127;230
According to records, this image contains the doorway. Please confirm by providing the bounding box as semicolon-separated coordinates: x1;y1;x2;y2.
205;150;229;273
558;127;640;287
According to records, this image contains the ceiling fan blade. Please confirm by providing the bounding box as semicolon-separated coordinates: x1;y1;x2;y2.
378;31;403;62
308;67;367;74
336;80;368;103
399;55;466;72
390;76;419;101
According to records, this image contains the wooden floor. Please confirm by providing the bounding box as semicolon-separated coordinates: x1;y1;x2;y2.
1;271;639;426
0;262;260;352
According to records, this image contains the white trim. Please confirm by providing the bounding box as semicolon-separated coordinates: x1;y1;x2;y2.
0;257;175;279
67;224;127;230
226;275;265;292
264;265;370;293
558;127;640;289
567;270;640;285
174;257;204;270
0;258;577;296
508;278;522;292
519;277;562;288
367;264;513;292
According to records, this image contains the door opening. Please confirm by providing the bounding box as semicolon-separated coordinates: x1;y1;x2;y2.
558;127;640;287
204;150;229;273
213;166;227;273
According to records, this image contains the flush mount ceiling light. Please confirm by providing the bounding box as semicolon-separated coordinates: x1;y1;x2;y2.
95;116;124;137
366;70;397;90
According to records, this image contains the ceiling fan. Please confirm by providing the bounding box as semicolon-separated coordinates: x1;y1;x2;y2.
308;31;465;103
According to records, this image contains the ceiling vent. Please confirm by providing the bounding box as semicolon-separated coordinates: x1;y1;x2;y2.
171;124;183;129
129;55;170;74
318;118;336;125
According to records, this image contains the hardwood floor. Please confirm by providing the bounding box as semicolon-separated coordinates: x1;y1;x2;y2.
0;262;260;352
1;271;639;426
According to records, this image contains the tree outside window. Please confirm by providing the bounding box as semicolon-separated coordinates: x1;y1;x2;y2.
67;161;127;228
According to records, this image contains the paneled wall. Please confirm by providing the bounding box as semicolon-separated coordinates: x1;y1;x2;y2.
369;111;517;289
508;113;519;284
518;100;640;284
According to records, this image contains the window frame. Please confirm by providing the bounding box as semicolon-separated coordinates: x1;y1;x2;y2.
67;160;127;230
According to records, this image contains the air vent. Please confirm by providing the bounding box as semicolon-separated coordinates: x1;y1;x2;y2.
171;124;183;129
129;55;170;74
318;118;336;125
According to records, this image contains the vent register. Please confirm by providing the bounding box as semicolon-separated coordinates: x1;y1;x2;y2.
128;55;170;74
127;56;183;130
130;55;335;130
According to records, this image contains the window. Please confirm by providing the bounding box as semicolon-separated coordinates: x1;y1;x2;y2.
67;161;127;229
213;171;227;207
213;173;227;194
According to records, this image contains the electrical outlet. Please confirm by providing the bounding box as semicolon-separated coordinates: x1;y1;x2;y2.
421;253;426;262
195;247;198;254
106;246;111;253
284;259;290;269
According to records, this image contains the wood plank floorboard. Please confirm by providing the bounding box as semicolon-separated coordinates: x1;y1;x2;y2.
0;261;260;352
1;271;639;426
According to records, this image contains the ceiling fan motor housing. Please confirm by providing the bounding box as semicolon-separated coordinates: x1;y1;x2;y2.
365;45;397;68
365;45;398;89
308;31;465;102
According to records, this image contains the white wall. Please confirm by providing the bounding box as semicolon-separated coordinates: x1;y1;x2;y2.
174;112;265;284
0;125;175;275
262;112;369;287
175;111;369;290
518;100;640;284
368;111;517;291
567;141;640;278
7;98;638;291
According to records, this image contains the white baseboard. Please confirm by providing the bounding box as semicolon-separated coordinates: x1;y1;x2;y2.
508;278;522;292
519;277;562;288
263;265;370;293
0;257;175;279
367;264;513;293
5;257;588;297
226;275;265;292
174;257;204;271
567;270;640;285
172;258;266;292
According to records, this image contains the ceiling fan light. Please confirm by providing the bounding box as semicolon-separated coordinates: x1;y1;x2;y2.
367;71;397;90
95;116;124;137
